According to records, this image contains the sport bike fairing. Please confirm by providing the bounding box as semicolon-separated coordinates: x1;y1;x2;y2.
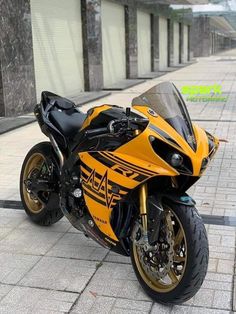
132;82;196;150
22;81;219;304
78;82;219;242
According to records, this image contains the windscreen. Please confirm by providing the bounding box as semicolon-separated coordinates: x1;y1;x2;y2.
132;81;196;151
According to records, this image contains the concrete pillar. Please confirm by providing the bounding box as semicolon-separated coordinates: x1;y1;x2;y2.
224;37;231;50
81;0;103;91
151;15;159;72
125;4;138;78
0;67;4;116
167;19;174;67
212;32;215;54
191;16;211;57
187;25;191;61
215;33;219;52
0;0;36;116
179;22;184;63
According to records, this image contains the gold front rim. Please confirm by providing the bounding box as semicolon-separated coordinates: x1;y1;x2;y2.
22;153;46;214
133;207;187;293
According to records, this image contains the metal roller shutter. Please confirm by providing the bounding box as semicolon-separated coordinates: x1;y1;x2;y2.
137;11;151;76
173;22;180;65
31;0;84;102
101;0;126;87
159;17;168;70
183;25;188;63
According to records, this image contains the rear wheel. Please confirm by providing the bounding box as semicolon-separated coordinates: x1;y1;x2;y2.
130;203;208;304
20;142;63;226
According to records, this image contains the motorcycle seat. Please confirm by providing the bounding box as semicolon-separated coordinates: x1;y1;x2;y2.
49;108;86;138
41;91;86;137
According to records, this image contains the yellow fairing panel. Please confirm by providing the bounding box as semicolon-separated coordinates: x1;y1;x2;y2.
79;105;212;240
127;105;210;176
81;105;112;130
79;149;176;241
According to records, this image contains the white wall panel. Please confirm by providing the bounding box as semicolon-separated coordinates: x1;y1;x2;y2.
31;0;84;102
101;0;126;86
159;17;168;70
137;11;151;76
173;22;179;65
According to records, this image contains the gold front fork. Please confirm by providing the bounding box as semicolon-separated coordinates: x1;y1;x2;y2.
139;183;148;232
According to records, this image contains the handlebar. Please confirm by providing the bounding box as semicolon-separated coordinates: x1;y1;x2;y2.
84;117;148;138
84;127;109;137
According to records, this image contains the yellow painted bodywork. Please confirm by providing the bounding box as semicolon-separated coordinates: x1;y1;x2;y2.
80;105;112;130
78;104;219;242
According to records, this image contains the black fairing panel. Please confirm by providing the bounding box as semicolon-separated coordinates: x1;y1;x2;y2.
87;107;141;129
76;134;129;152
71;107;143;152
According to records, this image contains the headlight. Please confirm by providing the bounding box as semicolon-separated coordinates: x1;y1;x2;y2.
168;153;183;167
201;157;210;173
150;136;193;175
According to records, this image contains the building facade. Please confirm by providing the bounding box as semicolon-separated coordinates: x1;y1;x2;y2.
0;0;192;117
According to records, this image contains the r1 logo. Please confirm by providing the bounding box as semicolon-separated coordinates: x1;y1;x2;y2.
111;164;140;180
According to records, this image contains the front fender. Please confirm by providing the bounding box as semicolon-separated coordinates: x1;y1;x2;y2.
147;193;196;245
162;193;196;207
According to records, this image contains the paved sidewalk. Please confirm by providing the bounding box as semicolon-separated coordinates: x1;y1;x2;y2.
0;49;236;313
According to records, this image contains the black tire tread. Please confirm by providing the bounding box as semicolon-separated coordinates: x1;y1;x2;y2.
130;204;209;305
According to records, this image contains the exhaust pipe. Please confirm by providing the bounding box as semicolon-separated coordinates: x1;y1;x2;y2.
49;134;64;169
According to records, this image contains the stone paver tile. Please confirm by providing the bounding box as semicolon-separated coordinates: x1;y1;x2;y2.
208;226;235;237
0;208;26;229
71;293;116;314
205;272;232;283
71;290;152;314
112;298;152;313
213;290;231;310
217;259;234;274
19;256;97;292
18;217;71;233
209;246;235;261
191;288;214;307
221;235;235;247
208;234;221;244
0;228;12;240
0;284;14;302
202;278;232;291
82;262;150;301
104;251;130;264
183;287;214;307
0;228;63;255
152;303;231;314
0;286;78;313
208;258;218;272
46;233;108;261
0;252;40;284
68;226;81;233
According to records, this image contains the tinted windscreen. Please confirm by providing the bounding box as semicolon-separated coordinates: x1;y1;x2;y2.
132;82;196;150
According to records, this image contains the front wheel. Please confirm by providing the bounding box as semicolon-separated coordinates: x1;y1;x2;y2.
130;203;209;305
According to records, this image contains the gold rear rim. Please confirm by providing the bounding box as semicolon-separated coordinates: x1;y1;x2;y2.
22;153;46;214
133;207;187;293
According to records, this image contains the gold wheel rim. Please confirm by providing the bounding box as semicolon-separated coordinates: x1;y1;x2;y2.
133;207;187;293
22;153;46;214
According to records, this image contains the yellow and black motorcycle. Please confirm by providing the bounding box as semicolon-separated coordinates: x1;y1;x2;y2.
20;82;218;304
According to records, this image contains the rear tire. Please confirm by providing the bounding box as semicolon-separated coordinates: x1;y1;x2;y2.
130;203;208;305
20;142;63;226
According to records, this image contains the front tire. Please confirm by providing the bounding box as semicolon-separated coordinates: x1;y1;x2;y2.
130;203;208;305
20;142;63;226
